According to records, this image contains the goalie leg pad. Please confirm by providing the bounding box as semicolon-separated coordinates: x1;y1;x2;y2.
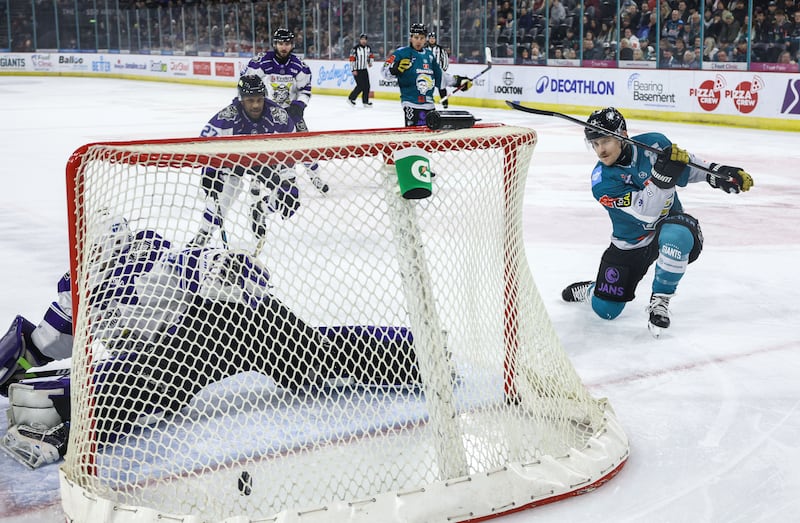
1;316;52;395
1;422;69;469
7;374;71;428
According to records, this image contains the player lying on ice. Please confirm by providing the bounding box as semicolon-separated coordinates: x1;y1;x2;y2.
1;215;421;468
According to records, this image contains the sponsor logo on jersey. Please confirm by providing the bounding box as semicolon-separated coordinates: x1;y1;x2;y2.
535;76;614;95
780;79;800;115
599;192;632;208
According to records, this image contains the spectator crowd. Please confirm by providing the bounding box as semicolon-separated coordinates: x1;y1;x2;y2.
2;0;798;68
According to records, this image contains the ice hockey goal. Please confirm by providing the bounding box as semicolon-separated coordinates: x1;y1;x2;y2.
60;124;628;522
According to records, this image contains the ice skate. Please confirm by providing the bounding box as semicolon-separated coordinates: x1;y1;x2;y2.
646;293;673;338
562;281;594;303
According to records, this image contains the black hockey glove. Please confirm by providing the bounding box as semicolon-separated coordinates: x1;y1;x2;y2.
286;101;305;122
651;144;689;189
269;179;300;220
453;75;473;91
707;163;753;194
389;57;412;76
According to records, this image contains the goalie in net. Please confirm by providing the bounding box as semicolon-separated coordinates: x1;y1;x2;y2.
1;214;421;469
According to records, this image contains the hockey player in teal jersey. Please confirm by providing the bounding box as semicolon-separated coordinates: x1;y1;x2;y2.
561;107;753;337
382;23;473;126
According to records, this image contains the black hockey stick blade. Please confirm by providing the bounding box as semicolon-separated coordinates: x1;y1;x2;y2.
506;101;732;180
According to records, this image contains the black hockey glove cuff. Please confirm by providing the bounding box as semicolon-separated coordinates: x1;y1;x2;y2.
286;101;305;122
651;144;689;189
706;163;753;193
453;75;473;91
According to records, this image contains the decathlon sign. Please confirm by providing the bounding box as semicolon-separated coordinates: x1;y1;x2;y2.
535;75;615;95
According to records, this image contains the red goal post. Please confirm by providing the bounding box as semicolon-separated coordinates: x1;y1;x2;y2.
61;124;628;522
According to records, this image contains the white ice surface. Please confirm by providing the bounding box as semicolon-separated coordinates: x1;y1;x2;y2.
1;76;799;522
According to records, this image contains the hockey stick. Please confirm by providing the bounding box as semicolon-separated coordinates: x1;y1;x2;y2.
440;47;493;105
505;101;734;181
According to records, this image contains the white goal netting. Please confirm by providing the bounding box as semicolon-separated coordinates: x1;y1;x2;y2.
60;124;628;523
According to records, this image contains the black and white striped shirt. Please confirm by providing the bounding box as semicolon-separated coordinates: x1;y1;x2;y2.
349;44;374;71
427;44;449;71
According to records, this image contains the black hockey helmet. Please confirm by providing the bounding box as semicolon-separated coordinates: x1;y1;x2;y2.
238;75;266;99
359;33;368;39
427;32;437;39
273;28;294;43
410;23;427;37
585;107;627;141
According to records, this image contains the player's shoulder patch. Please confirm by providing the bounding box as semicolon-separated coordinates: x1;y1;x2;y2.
217;105;238;121
591;165;603;186
270;106;289;125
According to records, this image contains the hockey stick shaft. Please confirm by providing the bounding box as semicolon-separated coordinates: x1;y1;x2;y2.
440;47;492;104
505;101;732;181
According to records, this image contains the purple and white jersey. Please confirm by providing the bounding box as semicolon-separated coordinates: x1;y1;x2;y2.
30;272;73;360
240;51;312;109
200;97;295;137
31;230;171;360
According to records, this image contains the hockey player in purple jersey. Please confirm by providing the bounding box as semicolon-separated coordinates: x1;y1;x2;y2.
0;215;169;396
0;215;171;467
194;74;300;247
200;74;296;137
241;28;327;193
561;108;753;337
2;236;421;468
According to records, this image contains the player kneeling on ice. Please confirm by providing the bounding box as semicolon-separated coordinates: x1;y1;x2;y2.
562;107;753;337
3;245;422;467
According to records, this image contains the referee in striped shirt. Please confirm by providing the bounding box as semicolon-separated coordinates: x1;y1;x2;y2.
426;32;450;108
347;33;374;107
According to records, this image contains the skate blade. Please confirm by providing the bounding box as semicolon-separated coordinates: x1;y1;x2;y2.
648;322;664;339
0;434;39;469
